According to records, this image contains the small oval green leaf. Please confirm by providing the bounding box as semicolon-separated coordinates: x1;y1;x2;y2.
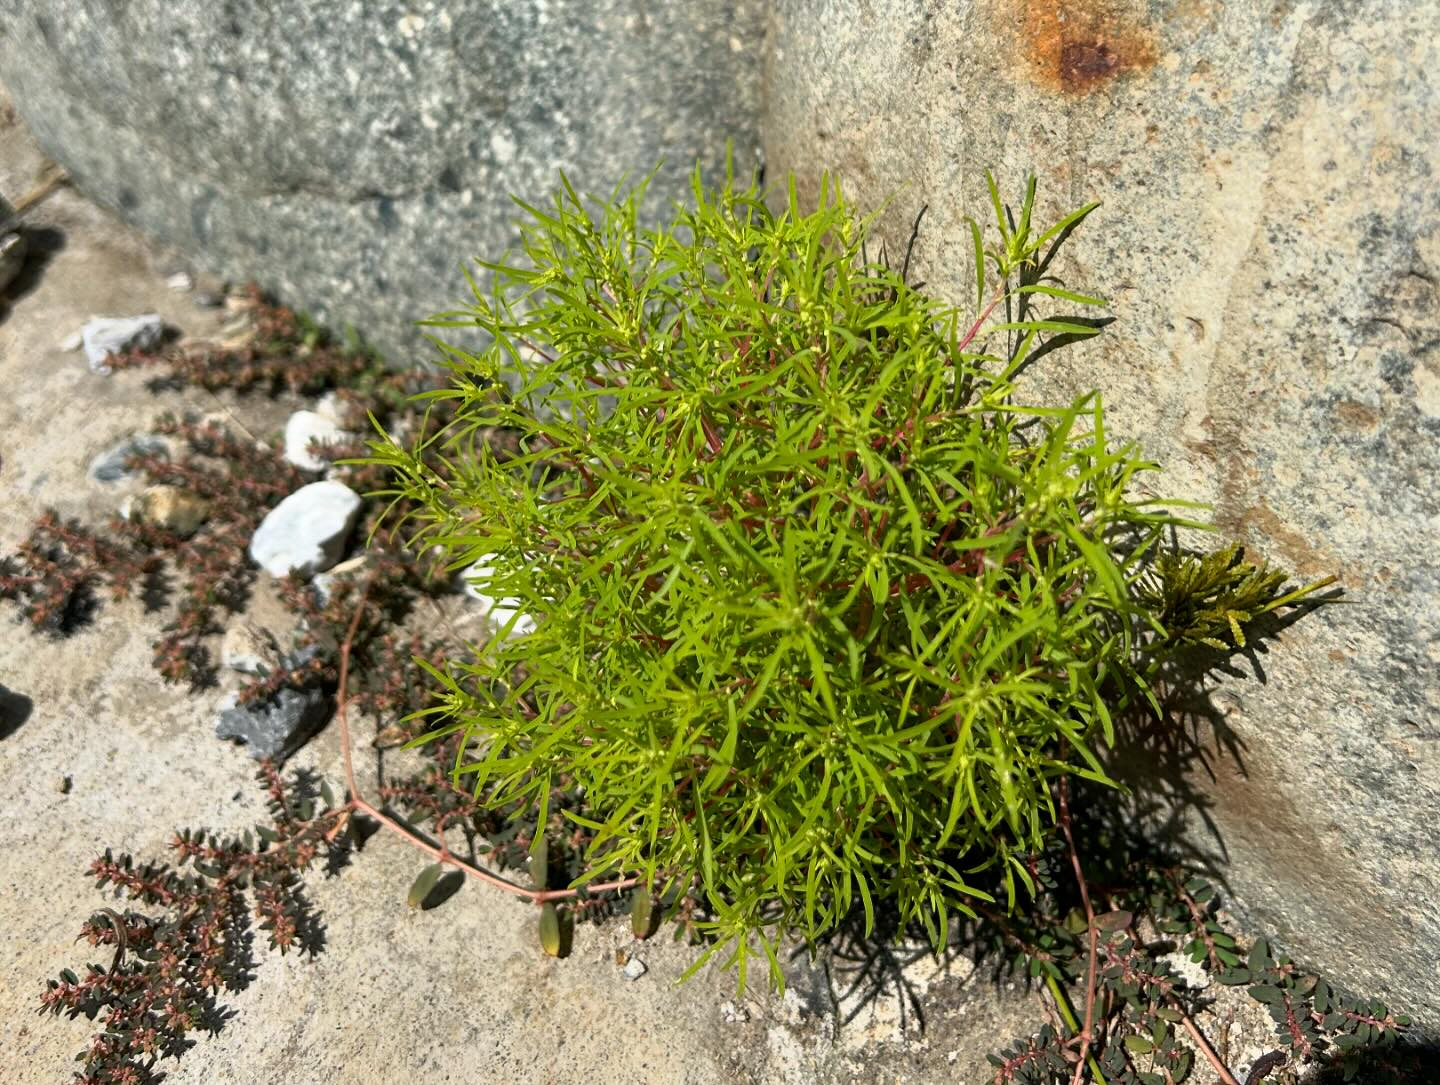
407;862;444;909
539;902;561;957
1093;909;1133;933
1248;936;1274;970
630;886;653;940
1249;984;1284;1005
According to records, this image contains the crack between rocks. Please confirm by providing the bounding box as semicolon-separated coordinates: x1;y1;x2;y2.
248;182;420;205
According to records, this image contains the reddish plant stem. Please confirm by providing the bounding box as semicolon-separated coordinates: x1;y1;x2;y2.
956;287;1007;355
699;412;725;457
1177;1010;1243;1085
335;576;640;906
1057;774;1100;1085
1057;768;1242;1085
1168;867;1225;971
1280;990;1314;1061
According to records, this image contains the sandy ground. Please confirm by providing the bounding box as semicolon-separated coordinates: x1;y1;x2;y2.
0;89;1089;1085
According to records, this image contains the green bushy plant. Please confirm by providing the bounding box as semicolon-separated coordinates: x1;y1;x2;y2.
368;167;1331;987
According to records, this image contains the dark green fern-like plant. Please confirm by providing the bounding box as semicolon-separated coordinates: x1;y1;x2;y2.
367;168;1332;988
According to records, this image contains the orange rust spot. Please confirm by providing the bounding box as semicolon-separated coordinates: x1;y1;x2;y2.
1226;499;1336;581
1021;0;1159;95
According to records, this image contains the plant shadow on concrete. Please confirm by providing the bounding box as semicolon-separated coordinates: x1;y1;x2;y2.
38;764;352;1085
0;682;34;738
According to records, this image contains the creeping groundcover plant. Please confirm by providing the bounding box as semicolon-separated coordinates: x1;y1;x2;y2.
369;168;1332;989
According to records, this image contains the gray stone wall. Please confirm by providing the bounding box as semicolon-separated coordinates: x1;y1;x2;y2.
766;0;1440;1020
0;0;764;362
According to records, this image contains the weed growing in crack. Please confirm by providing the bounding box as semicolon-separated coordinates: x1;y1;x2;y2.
1;412;309;686
0;511;161;634
368;167;1337;990
107;284;374;396
142;414;307;684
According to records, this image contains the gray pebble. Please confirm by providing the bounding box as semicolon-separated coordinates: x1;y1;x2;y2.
88;434;170;483
214;685;329;760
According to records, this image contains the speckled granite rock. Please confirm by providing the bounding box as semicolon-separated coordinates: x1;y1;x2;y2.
0;1;764;364
765;0;1440;1020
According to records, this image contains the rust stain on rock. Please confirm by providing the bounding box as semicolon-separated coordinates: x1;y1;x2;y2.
1201;740;1409;959
1223;498;1338;581
1333;399;1382;430
1020;0;1159;94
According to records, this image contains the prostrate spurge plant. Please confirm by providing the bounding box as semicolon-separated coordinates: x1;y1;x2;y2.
371;169;1331;987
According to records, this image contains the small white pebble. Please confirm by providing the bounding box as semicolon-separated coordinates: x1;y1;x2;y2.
165;270;194;291
621;956;647;980
461;556;537;636
81;313;165;373
314;390;348;425
283;409;346;472
720;999;750;1024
